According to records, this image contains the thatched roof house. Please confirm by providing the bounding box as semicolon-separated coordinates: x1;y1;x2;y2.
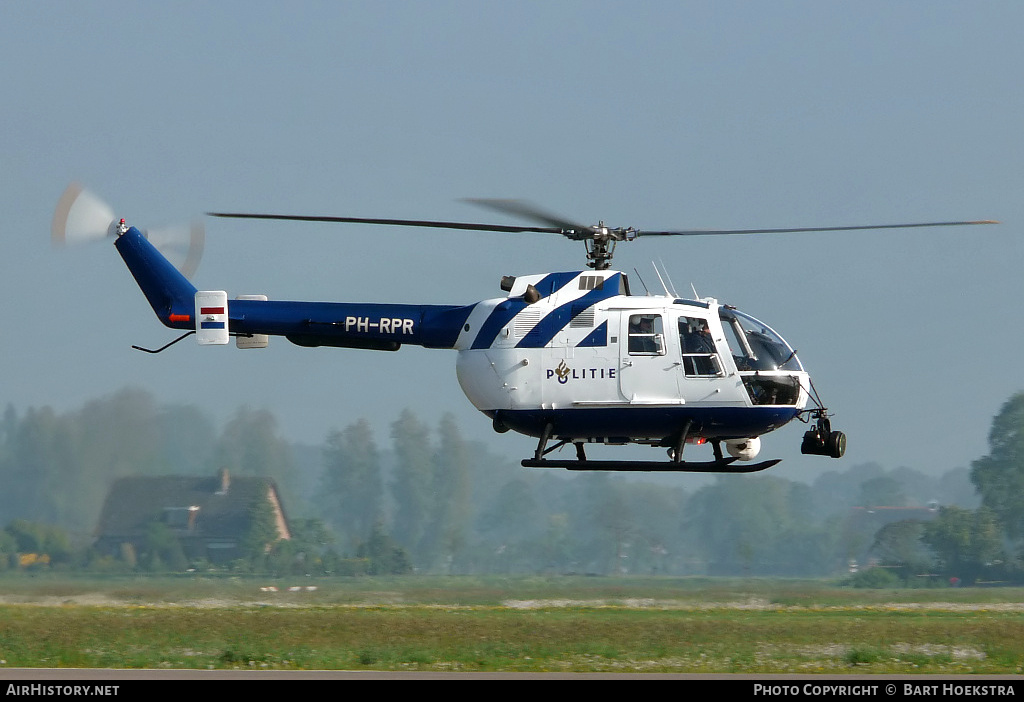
95;468;290;564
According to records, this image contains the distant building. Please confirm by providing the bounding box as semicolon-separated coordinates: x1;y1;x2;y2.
94;468;290;564
848;503;940;530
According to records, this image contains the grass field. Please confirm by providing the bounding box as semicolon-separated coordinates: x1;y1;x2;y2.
1;574;1023;674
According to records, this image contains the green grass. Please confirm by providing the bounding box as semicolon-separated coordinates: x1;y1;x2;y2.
0;574;1023;673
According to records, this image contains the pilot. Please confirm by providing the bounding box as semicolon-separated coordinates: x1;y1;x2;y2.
682;319;715;354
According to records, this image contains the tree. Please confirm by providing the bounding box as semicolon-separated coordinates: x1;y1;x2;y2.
284;518;335;574
0;529;17;571
139;521;189;572
857;476;907;508
587;474;633;574
216;408;292;475
5;519;73;565
424;413;472;571
477;478;539;544
971;393;1024;538
239;492;282;570
215;407;299;511
356;522;412;575
0;389;227;536
318;419;383;550
156;403;217;476
0;408;73;526
389;409;434;562
622;482;688;574
683;475;832;576
922;506;1004;585
869;519;932;584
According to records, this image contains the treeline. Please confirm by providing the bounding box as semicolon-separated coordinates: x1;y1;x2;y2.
0;388;302;538
3;386;1023;583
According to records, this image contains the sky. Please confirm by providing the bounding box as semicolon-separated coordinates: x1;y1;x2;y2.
2;1;1022;486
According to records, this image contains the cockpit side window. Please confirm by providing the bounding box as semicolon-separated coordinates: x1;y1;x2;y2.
628;314;665;355
678;316;723;376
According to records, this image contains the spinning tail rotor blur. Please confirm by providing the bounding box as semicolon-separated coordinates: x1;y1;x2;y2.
52;183;204;279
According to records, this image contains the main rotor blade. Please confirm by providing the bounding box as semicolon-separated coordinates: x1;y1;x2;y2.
462;198;590;233
208;208;998;244
638;220;999;237
206;211;563;235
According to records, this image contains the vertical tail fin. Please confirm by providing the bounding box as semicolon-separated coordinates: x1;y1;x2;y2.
114;226;197;329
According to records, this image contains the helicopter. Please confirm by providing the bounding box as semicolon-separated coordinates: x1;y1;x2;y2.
52;185;997;473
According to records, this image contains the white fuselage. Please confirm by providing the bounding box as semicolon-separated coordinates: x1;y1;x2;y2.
452;270;809;444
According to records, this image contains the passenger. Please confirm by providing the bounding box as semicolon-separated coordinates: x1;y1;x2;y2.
629;316;660;354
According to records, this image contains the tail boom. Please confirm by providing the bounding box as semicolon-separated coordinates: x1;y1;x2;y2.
115;225;473;350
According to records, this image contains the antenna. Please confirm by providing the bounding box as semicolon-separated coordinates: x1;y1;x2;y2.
690;282;700;300
632;267;650;295
658;257;680;297
652;262;671;297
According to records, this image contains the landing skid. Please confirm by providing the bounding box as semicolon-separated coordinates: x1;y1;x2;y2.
521;457;781;473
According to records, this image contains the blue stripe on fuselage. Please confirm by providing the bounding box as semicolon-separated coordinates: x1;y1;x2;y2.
576;320;608;348
515;273;620;348
470;299;528;350
486;405;800;441
470;272;580;350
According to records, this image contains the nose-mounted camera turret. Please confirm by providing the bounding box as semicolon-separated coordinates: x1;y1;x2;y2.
801;413;846;458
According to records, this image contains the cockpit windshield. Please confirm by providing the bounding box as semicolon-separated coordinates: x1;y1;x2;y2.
719;309;802;372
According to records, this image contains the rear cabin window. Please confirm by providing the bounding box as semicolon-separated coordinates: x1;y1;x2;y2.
628;314;664;355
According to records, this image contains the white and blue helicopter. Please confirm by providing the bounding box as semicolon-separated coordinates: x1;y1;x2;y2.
53;185;996;473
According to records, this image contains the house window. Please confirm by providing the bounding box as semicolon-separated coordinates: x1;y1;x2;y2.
164;506;199;530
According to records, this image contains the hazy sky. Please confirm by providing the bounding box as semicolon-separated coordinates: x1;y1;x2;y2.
2;1;1022;484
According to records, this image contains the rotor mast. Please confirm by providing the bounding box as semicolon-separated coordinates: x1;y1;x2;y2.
575;222;639;270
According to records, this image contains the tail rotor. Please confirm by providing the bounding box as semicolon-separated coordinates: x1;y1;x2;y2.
51;183;204;279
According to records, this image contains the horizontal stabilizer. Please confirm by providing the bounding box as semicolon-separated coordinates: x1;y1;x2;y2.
235;295;269;349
